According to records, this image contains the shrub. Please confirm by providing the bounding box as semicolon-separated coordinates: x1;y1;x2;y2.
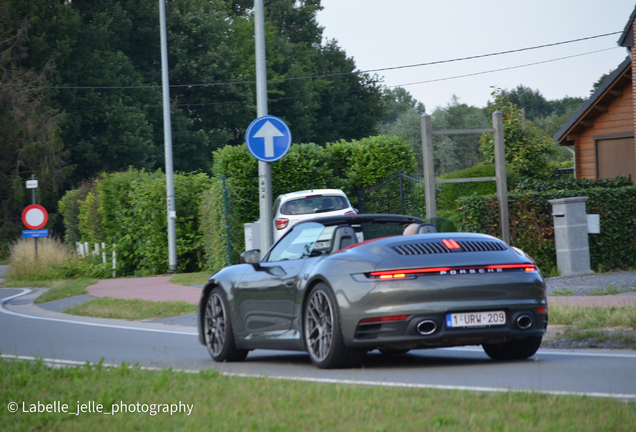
212;136;417;225
438;163;497;213
58;169;212;276
112;170;211;275
479;88;556;179
514;176;633;193
327;135;417;204
58;179;97;245
56;253;114;279
5;237;71;281
458;181;636;273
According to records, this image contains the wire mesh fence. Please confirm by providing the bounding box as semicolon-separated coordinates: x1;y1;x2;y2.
357;170;427;220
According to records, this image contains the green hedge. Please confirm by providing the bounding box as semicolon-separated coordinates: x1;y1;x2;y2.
58;169;212;276
514;176;633;192
198;177;243;271
458;179;636;273
211;136;417;249
60;137;416;275
438;163;498;213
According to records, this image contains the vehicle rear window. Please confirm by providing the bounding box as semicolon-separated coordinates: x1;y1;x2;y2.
357;222;406;240
281;196;349;215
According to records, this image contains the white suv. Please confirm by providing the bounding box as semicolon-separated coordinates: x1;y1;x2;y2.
272;189;356;242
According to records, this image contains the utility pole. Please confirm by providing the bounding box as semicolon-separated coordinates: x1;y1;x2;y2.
159;0;178;273
254;0;273;249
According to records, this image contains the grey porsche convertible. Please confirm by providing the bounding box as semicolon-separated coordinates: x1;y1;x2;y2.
197;214;547;369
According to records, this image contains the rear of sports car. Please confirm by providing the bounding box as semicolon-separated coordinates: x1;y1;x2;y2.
331;233;547;359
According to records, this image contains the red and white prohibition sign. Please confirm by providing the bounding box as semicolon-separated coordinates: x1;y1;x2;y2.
22;204;49;230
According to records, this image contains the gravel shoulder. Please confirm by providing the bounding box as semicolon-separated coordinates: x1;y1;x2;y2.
545;270;636;296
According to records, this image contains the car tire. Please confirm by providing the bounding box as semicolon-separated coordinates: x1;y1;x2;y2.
482;336;542;360
304;283;366;369
203;289;248;362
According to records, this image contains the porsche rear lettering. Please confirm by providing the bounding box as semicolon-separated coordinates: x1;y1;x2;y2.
440;268;501;275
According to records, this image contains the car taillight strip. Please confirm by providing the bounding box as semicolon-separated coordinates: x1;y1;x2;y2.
370;267;452;277
359;315;409;324
487;264;538;272
369;264;537;278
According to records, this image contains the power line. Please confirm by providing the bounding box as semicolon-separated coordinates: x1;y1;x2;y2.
362;31;622;74
48;46;619;109
392;47;620;88
1;31;622;91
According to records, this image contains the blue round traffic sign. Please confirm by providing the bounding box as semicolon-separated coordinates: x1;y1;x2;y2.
245;116;292;162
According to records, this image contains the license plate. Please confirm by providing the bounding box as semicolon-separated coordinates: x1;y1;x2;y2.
446;311;506;328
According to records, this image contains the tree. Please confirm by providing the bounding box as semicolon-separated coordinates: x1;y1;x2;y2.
379;87;425;126
7;0;385;187
480;88;556;179
431;96;489;176
502;85;551;121
0;18;69;256
591;69;614;95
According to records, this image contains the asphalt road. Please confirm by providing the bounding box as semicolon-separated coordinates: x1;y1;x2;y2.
2;288;636;400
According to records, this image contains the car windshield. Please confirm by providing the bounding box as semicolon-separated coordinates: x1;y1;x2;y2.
281;196;349;215
267;222;331;262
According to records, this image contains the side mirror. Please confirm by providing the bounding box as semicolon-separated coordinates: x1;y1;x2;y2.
240;249;261;264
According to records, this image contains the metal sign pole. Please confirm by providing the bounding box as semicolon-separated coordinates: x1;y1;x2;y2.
31;174;38;261
254;0;273;249
159;0;178;273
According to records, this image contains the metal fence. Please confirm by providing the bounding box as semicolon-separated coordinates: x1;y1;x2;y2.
357;169;427;220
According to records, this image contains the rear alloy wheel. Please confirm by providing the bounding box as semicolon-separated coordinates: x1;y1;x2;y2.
204;290;248;362
482;336;542;360
304;283;366;369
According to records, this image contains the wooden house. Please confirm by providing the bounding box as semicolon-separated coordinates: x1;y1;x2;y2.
554;10;636;183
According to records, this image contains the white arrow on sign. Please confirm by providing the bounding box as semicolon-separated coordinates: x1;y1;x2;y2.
253;120;284;158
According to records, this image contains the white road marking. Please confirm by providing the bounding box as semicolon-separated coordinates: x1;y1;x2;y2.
443;346;636;359
0;289;197;336
2;354;635;401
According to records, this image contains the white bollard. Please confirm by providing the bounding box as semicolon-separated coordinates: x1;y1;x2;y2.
101;242;107;264
112;244;117;278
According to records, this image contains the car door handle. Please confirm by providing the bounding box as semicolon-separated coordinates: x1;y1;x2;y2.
284;280;295;287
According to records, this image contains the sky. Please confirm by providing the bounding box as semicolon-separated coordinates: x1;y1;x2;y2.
316;0;636;111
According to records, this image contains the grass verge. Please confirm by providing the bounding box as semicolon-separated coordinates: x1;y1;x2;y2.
0;278;97;304
35;279;97;304
547;305;636;349
4;358;636;431
550;288;576;296
169;271;209;287
549;305;636;329
2;359;636;432
588;285;633;296
64;297;197;321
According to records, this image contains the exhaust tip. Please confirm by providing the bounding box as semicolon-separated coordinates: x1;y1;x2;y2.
516;314;533;330
417;320;437;335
